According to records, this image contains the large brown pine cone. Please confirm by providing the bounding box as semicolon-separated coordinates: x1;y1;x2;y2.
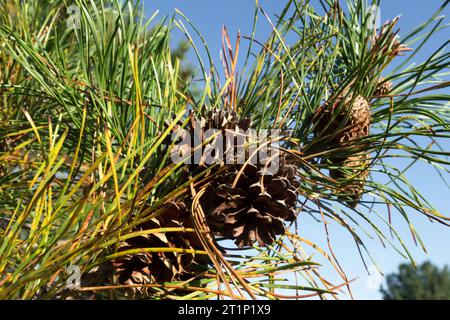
165;108;301;247
163;108;251;167
202;156;299;248
112;202;206;293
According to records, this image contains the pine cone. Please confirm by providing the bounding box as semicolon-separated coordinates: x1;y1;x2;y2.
163;108;300;247
202;156;299;247
314;92;371;207
374;78;393;96
330;153;370;208
163;108;251;166
196;110;299;247
112;202;206;294
314;93;370;145
203;108;251;132
339;95;371;141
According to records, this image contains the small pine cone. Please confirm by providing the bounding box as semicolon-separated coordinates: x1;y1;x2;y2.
340;94;371;141
374;79;393;96
314;93;371;146
203;156;299;248
314;92;371;207
330;153;370;207
112;202;206;294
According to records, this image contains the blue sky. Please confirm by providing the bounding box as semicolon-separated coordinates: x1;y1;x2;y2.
142;1;450;299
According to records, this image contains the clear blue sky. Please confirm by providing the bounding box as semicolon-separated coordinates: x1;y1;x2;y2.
142;1;450;299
